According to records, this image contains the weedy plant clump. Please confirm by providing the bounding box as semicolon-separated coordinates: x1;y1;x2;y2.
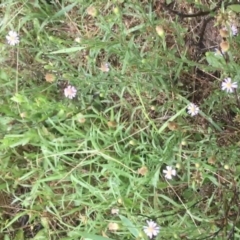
1;0;240;239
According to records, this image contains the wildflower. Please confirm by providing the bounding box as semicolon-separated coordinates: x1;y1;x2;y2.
150;106;155;111
117;198;123;204
220;25;238;37
176;163;181;169
113;7;119;15
208;156;216;165
78;117;86;124
181;140;188;146
187;103;199;116
100;62;110;72
129;140;136;145
20;112;27;118
221;77;237;93
220;40;230;52
64;85;77;99
163;166;176;180
231;25;238;36
143;220;160;239
224;164;230;170
167;121;179;131
156;25;164;37
107;121;117;128
6;30;20;46
87;6;98;17
74;37;81;43
111;208;119;215
219;29;229;38
108;222;119;232
137;166;148;176
45;73;55;83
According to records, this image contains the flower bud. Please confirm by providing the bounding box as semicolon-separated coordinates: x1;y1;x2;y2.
195;163;200;168
220;41;230;52
113;7;120;15
224;164;229;170
108;222;119;231
45;73;55;83
87;6;98;17
168;121;179;131
129;140;136;146
156;26;164;37
219;29;229;38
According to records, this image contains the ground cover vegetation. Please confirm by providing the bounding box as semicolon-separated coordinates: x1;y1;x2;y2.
1;0;240;239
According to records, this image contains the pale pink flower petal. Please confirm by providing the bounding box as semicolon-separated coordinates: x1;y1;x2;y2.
221;78;238;93
143;220;160;239
187;103;199;116
231;25;238;36
64;85;77;99
6;30;20;46
163;166;176;180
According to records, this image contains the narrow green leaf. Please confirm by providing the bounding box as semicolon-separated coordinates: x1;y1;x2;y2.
2;134;31;148
150;167;160;188
51;2;77;19
50;46;86;54
119;215;140;238
158;194;181;208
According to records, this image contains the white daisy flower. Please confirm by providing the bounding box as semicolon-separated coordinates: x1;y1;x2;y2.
64;85;77;99
221;77;238;93
6;30;20;46
163;166;176;180
187;103;199;116
143;220;160;239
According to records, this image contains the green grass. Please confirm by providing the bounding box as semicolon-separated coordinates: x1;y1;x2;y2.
1;0;240;239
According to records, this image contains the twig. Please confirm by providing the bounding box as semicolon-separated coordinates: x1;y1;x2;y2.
162;1;223;18
162;1;240;19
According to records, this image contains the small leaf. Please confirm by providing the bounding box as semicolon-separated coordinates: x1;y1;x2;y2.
2;134;31;148
50;46;85;54
11;93;28;103
0;70;9;81
14;230;24;240
205;51;224;68
228;4;240;13
32;229;48;240
150;167;160;187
